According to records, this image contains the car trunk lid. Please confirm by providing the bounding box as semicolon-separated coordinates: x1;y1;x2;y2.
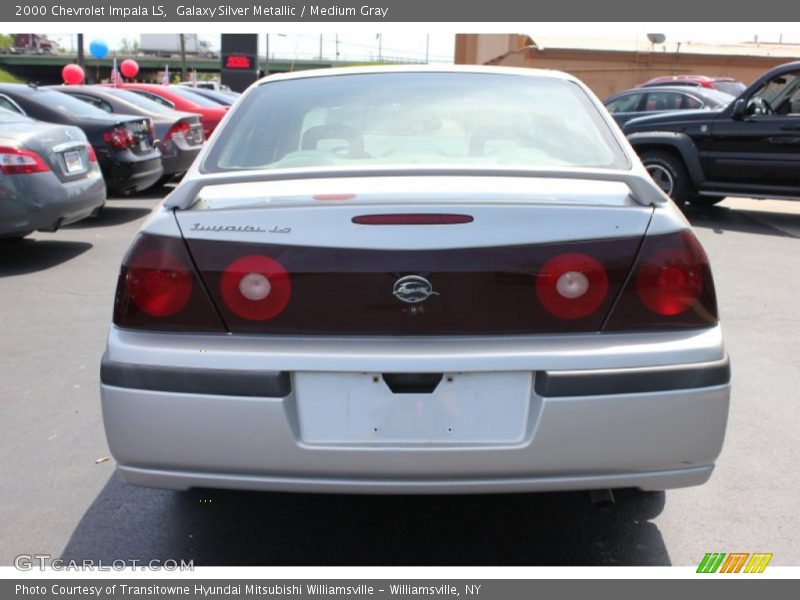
173;176;653;335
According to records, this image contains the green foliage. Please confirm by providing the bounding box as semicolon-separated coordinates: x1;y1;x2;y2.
0;34;13;49
0;68;22;83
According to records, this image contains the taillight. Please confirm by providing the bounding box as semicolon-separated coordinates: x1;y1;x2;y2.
103;126;136;150
114;234;225;332
604;231;718;330
87;145;97;162
0;146;50;175
352;214;474;225
220;254;291;321
536;252;608;319
127;249;193;317
164;120;193;145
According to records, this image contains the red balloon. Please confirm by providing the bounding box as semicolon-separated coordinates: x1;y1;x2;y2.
61;64;84;85
120;59;139;79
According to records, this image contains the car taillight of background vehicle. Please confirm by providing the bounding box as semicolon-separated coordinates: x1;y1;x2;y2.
113;234;225;332
0;146;50;175
164;120;201;146
103;127;137;150
604;230;718;330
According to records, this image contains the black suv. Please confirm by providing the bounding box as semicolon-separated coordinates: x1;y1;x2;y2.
623;61;800;207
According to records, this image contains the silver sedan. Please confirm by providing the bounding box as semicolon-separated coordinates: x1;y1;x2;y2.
101;66;730;495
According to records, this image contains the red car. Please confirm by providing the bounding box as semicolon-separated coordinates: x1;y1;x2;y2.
639;75;745;97
109;84;228;139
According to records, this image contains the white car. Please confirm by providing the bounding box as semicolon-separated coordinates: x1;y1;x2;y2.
101;66;730;495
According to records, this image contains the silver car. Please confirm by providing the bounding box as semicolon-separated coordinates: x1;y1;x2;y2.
101;66;730;494
0;108;105;239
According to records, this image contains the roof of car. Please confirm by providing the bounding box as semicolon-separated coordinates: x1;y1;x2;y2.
255;64;579;87
611;85;726;97
0;83;50;95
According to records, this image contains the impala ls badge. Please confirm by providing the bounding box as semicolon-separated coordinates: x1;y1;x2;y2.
393;275;439;304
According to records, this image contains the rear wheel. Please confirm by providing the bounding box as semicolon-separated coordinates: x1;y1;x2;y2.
0;231;32;241
640;151;693;205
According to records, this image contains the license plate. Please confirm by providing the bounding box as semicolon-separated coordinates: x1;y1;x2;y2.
139;140;149;152
63;150;83;173
294;371;532;444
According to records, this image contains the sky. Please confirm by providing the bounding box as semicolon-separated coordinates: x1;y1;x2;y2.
45;25;800;64
50;33;457;63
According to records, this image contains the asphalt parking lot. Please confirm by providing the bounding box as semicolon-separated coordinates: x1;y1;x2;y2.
1;190;798;567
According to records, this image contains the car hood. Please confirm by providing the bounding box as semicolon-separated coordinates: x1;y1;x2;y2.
623;108;723;132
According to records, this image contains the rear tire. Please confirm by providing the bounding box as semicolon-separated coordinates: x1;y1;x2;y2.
0;231;32;241
687;195;725;207
640;151;694;205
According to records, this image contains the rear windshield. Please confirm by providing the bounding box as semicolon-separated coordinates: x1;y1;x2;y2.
0;107;31;124
105;88;176;114
32;89;111;118
167;86;224;107
204;72;629;173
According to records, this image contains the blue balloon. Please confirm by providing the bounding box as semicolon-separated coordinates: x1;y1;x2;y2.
89;40;109;60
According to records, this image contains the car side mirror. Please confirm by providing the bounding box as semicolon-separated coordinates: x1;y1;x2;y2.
731;99;747;120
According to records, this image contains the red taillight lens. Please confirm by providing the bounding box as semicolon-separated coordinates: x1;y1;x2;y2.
604;231;718;330
87;145;97;162
127;249;193;317
114;234;225;332
103;127;136;150
536;252;609;319
636;242;702;316
0;146;50;175
220;254;291;321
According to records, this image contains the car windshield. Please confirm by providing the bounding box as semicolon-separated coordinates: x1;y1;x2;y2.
205;72;628;173
698;89;735;106
104;88;176;114
714;81;746;96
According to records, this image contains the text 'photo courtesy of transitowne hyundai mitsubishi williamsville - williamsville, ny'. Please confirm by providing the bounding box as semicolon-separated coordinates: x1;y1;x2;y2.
99;66;731;499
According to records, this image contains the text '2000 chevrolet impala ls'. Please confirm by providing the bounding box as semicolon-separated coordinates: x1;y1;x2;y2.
100;66;731;495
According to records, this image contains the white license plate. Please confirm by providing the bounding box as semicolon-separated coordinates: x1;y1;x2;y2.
294;371;532;444
63;150;83;173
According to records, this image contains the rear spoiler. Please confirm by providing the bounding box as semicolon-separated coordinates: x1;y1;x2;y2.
163;167;667;210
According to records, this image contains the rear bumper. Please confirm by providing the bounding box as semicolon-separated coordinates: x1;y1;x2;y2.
99;155;163;195
160;143;201;177
0;168;106;235
101;327;731;494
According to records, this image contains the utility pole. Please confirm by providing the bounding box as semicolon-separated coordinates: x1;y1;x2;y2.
77;33;84;69
265;33;270;74
319;34;323;60
335;34;339;62
425;34;430;63
377;34;382;61
179;33;187;81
